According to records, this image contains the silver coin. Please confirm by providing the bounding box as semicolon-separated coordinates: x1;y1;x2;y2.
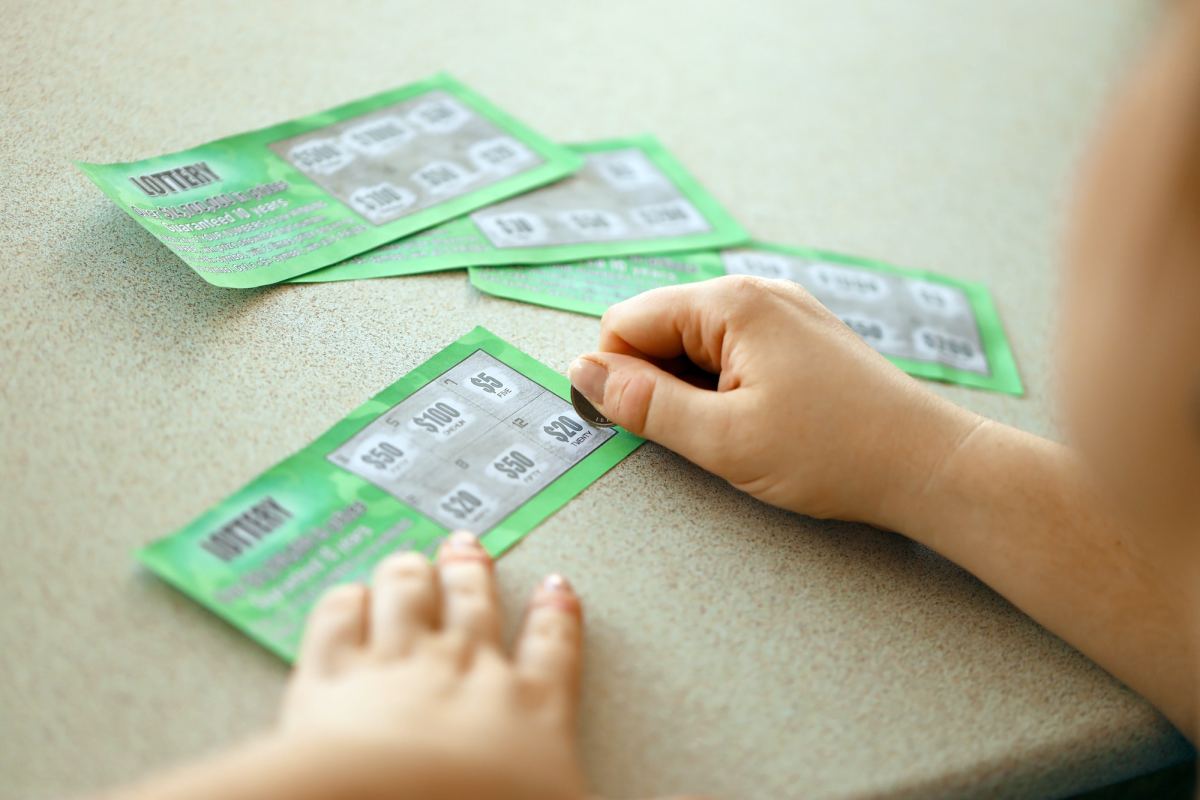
571;385;616;428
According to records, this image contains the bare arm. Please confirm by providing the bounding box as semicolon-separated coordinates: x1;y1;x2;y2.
96;736;520;800
572;274;1195;740
883;420;1193;736
90;542;593;800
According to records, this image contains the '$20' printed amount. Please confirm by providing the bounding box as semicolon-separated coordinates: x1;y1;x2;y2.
543;415;584;443
441;488;483;520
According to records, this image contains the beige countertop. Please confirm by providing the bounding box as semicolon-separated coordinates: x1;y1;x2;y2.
1;1;1190;797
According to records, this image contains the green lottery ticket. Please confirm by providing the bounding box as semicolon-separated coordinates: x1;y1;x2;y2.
292;136;748;283
77;74;582;288
469;243;1023;395
470;252;726;316
138;327;642;661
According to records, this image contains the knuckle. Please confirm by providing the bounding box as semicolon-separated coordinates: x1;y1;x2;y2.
442;559;490;587
529;611;581;646
716;272;774;303
715;273;808;322
445;574;494;604
716;275;772;324
448;582;482;601
453;598;500;636
598;304;617;332
599;298;637;337
318;582;364;612
375;552;431;582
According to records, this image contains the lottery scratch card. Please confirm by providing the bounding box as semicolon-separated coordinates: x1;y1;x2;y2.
469;243;1023;395
292;136;748;282
137;328;642;660
77;74;582;288
470;253;726;316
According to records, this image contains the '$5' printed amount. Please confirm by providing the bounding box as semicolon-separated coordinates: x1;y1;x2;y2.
470;371;512;399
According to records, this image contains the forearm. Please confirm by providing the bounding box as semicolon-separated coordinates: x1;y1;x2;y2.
90;735;477;800
881;419;1194;738
92;737;368;800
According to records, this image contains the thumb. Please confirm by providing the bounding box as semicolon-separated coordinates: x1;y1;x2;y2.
568;352;731;471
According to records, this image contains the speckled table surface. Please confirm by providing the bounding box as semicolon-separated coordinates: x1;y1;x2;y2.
0;1;1189;798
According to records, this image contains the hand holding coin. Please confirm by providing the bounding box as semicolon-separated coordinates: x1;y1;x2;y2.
570;385;616;428
567;275;981;527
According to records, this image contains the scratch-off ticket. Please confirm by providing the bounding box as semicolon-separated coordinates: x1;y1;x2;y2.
138;328;641;660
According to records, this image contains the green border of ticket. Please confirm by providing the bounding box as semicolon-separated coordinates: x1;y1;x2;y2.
137;327;642;661
468;254;723;316
77;74;583;288
469;242;1024;396
292;134;750;282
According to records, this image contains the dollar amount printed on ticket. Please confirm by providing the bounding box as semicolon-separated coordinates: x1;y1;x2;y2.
469;242;1024;395
137;328;641;661
77;74;582;288
294;135;748;282
327;349;618;532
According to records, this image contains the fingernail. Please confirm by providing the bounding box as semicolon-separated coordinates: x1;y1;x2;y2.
446;530;478;549
568;357;607;405
542;573;572;592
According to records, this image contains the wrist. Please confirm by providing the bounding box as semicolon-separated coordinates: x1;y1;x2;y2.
869;393;989;537
266;730;579;800
255;733;414;800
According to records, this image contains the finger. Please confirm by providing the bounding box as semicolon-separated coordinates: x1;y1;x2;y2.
296;583;368;675
567;351;735;472
436;531;501;651
369;551;437;659
515;574;584;715
598;281;730;372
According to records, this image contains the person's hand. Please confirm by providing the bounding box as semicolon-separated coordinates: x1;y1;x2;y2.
568;275;982;528
94;536;707;800
277;532;587;800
